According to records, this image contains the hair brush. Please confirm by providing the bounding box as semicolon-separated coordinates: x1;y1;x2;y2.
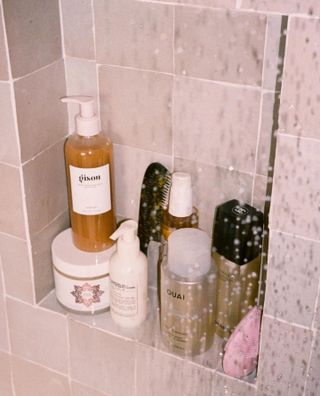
138;162;171;255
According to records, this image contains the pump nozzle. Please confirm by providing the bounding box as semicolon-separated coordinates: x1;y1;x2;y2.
110;220;140;256
61;95;100;136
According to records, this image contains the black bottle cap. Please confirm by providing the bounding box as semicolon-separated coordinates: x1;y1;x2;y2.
212;199;264;266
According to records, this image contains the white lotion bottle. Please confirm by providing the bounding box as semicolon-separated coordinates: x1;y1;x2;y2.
109;220;148;328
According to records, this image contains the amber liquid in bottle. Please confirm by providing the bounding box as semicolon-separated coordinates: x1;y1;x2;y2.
64;133;116;252
161;208;199;241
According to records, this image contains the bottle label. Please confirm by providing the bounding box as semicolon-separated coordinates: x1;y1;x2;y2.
110;279;137;317
69;165;111;215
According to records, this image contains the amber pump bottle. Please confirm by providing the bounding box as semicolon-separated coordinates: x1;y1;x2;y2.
61;96;116;252
161;172;198;242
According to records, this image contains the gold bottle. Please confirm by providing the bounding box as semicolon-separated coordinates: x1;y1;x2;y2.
62;96;116;252
211;200;263;339
161;172;198;247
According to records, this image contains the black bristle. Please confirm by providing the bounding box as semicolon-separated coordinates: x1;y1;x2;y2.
138;163;172;255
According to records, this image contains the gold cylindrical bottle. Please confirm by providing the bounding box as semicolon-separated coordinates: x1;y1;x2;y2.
211;200;263;339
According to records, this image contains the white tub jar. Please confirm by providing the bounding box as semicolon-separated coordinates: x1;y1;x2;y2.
52;228;115;313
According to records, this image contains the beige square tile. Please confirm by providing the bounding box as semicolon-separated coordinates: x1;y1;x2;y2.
262;15;282;91
99;66;172;154
0;233;34;304
61;0;94;60
136;344;182;396
94;0;173;73
257;316;312;395
23;139;68;236
174;158;253;235
0;6;8;81
31;210;70;303
113;144;172;219
174;76;261;173
180;362;214;396
279;17;320;140
241;0;320;14
0;82;20;166
0;164;26;239
12;356;70;396
65;58;98;133
2;0;62;78
0;294;9;352
256;92;276;177
14;60;67;162
175;8;266;86
69;319;136;396
265;231;320;327
6;297;68;373
270;135;320;240
0;352;13;396
71;381;110;396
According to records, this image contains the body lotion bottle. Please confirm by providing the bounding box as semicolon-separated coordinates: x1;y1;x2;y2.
62;96;116;252
109;220;148;328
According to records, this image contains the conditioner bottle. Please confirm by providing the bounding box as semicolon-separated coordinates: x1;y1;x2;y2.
109;220;148;328
62;96;116;252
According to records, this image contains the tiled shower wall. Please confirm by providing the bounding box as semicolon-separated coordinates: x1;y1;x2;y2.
0;0;319;395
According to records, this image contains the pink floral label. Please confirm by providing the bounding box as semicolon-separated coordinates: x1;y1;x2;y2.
71;283;104;307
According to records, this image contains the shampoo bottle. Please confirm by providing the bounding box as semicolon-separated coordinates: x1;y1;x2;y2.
62;96;116;252
109;220;148;328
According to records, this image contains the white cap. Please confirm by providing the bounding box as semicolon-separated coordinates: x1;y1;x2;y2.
110;220;140;257
61;96;100;137
169;172;193;217
168;228;211;280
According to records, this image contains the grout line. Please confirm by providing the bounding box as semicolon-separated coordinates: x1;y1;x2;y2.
10;352;69;378
31;207;69;239
277;130;320;144
137;0;320;19
21;135;68;166
113;142;256;177
12;58;63;82
98;62;264;91
91;0;97;62
0;160;19;169
171;5;176;171
269;228;320;245
263;313;312;331
64;55;96;63
58;0;66;59
250;90;265;206
66;313;72;392
250;10;270;205
303;331;317;395
303;279;320;393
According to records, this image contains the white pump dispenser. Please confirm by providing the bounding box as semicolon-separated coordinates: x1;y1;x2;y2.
61;96;99;136
109;220;148;328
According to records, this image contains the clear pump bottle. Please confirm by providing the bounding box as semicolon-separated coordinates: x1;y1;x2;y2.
62;96;116;252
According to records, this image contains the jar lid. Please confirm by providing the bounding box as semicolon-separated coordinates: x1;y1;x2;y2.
51;228;116;278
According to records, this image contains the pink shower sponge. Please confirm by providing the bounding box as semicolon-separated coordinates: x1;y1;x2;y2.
222;306;262;379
